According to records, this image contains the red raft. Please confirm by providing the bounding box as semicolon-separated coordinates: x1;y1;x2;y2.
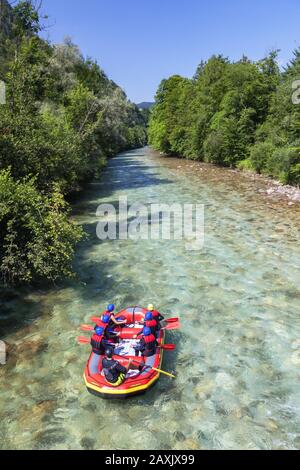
84;307;165;399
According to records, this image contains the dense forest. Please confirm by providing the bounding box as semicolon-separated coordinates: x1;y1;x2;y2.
0;0;147;287
149;51;300;186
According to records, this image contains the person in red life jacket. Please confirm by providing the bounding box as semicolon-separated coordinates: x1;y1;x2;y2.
134;327;157;357
148;304;165;324
95;305;126;338
90;327;106;355
97;314;121;351
100;304;127;328
135;311;158;336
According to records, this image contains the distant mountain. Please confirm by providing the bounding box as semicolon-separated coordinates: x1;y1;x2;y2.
136;102;155;110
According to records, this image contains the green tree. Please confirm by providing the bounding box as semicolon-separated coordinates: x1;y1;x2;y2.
0;170;83;286
0;2;147;286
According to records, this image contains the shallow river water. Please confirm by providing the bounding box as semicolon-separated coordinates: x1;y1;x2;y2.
0;147;300;450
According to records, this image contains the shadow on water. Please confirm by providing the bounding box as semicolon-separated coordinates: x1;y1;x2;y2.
0;289;45;338
0;147;177;417
107;336;181;410
73;154;173;209
0;152;158;336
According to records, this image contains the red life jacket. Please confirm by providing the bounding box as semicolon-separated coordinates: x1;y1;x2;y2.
96;319;107;328
152;310;160;318
97;311;112;323
96;312;112;330
142;333;156;357
91;334;104;354
144;333;156;345
145;320;157;328
91;333;103;342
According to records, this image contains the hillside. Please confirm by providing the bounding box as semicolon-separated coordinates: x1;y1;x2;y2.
137;101;154;110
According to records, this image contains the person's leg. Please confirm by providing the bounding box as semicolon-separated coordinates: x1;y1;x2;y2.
135;348;140;357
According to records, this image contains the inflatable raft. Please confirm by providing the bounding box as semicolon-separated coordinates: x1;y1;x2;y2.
84;307;165;399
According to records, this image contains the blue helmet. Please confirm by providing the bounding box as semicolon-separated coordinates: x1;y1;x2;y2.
107;304;115;313
143;327;151;336
95;326;104;336
102;314;110;324
145;311;153;321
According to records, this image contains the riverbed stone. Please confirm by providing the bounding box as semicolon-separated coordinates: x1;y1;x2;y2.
173;438;201;450
215;372;236;389
19;400;56;429
194;379;214;397
290;350;300;366
264;419;279;432
80;437;95;450
15;337;48;359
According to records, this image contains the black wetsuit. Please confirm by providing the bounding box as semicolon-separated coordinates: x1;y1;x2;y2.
102;357;127;385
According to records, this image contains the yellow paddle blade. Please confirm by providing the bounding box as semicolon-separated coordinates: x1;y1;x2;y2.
152;367;176;379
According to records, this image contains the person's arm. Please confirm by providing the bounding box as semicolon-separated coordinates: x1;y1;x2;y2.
106;328;120;339
111;315;127;325
133;329;143;339
126;360;133;372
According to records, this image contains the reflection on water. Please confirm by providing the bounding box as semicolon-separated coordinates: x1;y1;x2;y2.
0;148;300;450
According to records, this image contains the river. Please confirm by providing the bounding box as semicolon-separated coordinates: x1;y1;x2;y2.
0;147;300;450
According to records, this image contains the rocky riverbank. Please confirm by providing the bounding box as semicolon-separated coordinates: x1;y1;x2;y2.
156;150;300;206
232;170;300;205
257;179;300;205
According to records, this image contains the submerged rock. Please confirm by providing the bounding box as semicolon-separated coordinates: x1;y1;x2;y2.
80;437;95;450
19;400;56;429
215;372;236;390
15;338;48;360
194;379;214;397
173;438;201;450
264;419;279;432
0;340;6;365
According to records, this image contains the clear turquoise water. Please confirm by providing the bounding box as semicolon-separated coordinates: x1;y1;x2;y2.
0;147;300;450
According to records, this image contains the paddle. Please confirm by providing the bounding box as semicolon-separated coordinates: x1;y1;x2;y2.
148;367;176;379
159;344;175;351
77;336;175;351
84;322;180;334
77;336;90;344
81;324;94;332
164;317;179;324
77;337;176;378
115;355;176;379
80;323;177;346
161;321;180;331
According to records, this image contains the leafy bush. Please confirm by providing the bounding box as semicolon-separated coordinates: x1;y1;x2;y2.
0;1;147;286
0;170;83;286
249;141;276;173
237;159;255;172
266;146;300;184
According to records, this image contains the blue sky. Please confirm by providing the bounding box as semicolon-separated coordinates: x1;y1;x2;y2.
40;0;300;103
